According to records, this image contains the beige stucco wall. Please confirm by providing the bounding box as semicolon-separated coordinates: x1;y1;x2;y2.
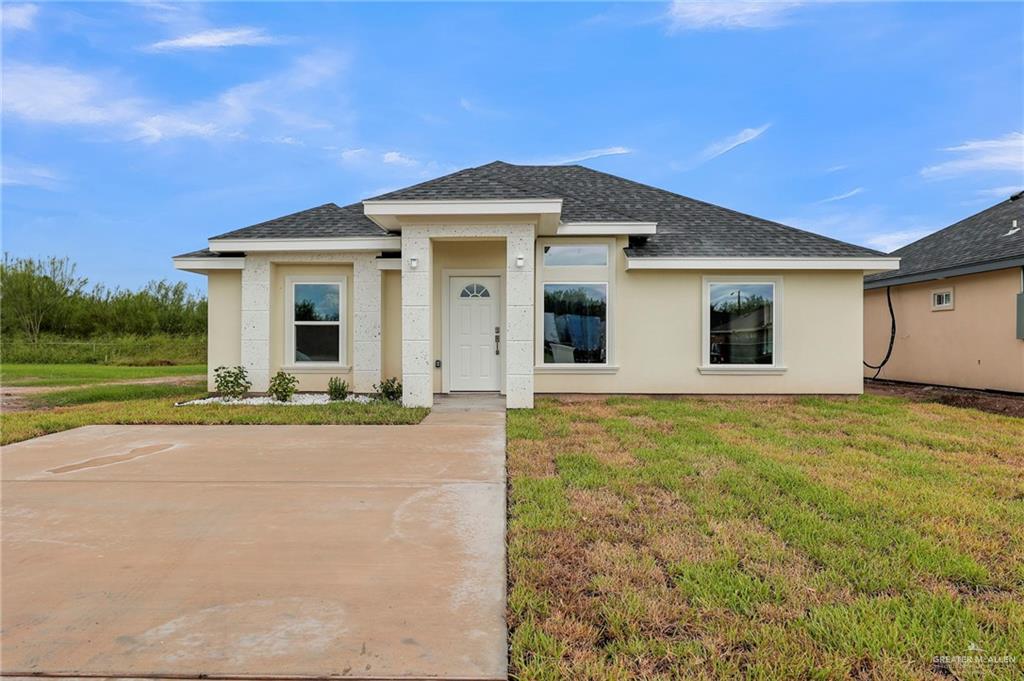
206;271;242;391
533;240;866;394
381;268;403;381
864;267;1024;392
268;263;354;392
430;240;507;392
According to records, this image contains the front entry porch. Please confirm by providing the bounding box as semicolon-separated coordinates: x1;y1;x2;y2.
400;225;536;409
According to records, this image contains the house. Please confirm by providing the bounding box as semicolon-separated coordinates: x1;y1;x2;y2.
864;192;1024;393
173;161;898;408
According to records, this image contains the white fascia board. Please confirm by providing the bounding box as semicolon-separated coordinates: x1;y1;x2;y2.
363;198;563;215
557;221;658;236
375;258;402;271
172;257;245;273
207;237;402;253
625;256;902;271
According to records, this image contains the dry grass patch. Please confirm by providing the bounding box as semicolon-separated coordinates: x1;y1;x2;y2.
507;395;1024;679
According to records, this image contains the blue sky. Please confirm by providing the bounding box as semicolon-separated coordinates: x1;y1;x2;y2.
2;1;1022;290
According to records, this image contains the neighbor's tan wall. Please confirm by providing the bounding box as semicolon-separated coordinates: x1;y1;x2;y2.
381;269;403;381
864;268;1024;392
206;271;242;391
534;242;866;394
430;240;506;391
269;263;354;391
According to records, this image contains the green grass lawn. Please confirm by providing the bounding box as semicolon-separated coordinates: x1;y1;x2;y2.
2;381;427;444
507;395;1024;679
1;363;206;387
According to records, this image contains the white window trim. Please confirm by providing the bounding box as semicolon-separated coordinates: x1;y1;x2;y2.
931;287;954;311
700;276;785;373
284;275;348;368
540;281;611;368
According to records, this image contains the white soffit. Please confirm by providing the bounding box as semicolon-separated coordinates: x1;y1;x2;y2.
207;237;402;253
172;257;246;273
362;198;563;231
557;221;658;236
625;256;902;271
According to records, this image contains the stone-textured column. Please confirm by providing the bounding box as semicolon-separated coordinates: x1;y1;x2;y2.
504;225;535;408
401;230;433;407
352;254;382;393
240;255;271;392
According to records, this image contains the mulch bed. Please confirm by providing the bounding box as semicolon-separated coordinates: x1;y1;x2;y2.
865;379;1024;418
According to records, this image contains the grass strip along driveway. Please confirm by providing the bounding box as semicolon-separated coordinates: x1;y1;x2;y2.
1;363;206;387
2;381;427;444
507;395;1024;679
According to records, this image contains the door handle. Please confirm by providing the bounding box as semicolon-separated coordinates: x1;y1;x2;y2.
495;327;500;355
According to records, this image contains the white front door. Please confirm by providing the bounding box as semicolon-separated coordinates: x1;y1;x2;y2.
449;276;502;391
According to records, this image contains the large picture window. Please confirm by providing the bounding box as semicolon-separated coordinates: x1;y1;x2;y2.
288;279;345;364
543;283;607;364
707;282;774;365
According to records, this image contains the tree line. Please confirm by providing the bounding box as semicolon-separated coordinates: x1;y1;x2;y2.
1;254;207;341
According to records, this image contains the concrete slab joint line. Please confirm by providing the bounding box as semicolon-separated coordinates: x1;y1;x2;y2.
1;421;508;679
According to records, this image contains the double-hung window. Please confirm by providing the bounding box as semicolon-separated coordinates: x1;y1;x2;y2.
702;278;780;368
286;277;346;366
538;241;613;367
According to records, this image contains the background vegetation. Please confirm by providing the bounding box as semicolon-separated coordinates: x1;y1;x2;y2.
1;255;206;364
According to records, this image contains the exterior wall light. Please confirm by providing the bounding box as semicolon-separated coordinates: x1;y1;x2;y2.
409;256;419;269
515;255;525;268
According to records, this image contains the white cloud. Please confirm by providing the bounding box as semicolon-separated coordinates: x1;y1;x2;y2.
864;229;931;253
666;1;803;31
2;3;38;30
1;159;61;189
697;123;771;163
146;26;280;51
2;52;348;144
825;164;848;173
549;146;633;165
975;185;1022;199
817;187;864;204
921;131;1024;179
340;148;368;162
382;151;418;167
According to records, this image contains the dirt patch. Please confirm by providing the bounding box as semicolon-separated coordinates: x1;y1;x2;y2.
866;379;1024;418
0;374;205;413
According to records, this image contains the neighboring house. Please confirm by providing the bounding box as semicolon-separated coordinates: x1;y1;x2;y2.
173;161;897;408
864;192;1024;393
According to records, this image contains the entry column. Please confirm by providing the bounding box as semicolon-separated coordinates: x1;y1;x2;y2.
352;254;382;393
401;230;433;407
504;226;535;408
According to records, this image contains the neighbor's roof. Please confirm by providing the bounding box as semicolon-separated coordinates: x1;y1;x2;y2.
864;192;1024;288
203;161;884;259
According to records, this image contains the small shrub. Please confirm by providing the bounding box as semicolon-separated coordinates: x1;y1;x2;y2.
214;365;251;399
268;370;299;402
327;377;350;401
374;377;402;402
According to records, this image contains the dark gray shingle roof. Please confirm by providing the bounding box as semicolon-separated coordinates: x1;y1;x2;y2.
173;248;243;259
209;202;387;240
369;161;884;258
203;162;884;258
865;193;1024;285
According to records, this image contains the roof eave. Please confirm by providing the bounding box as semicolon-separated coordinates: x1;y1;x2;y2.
207;236;402;253
362;198;563;232
626;256;900;271
864;256;1024;289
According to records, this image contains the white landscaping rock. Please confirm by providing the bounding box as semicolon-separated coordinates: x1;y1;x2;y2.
176;393;373;407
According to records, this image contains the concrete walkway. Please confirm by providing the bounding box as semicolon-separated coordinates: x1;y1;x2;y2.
1;397;507;680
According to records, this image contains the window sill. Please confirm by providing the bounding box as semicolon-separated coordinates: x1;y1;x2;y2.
534;364;620;375
281;365;351;374
698;365;787;376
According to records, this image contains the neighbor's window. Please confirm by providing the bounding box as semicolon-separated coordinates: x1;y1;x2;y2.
543;245;608;267
292;282;343;363
543;283;607;364
708;282;774;365
932;289;954;311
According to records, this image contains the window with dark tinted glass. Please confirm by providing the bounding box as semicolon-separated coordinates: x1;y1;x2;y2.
543;284;607;364
708;283;773;365
293;283;341;362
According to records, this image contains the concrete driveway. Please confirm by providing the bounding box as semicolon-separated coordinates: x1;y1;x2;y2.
1;415;506;679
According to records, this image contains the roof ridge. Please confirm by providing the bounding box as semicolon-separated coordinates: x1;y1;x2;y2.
363;161;531;202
